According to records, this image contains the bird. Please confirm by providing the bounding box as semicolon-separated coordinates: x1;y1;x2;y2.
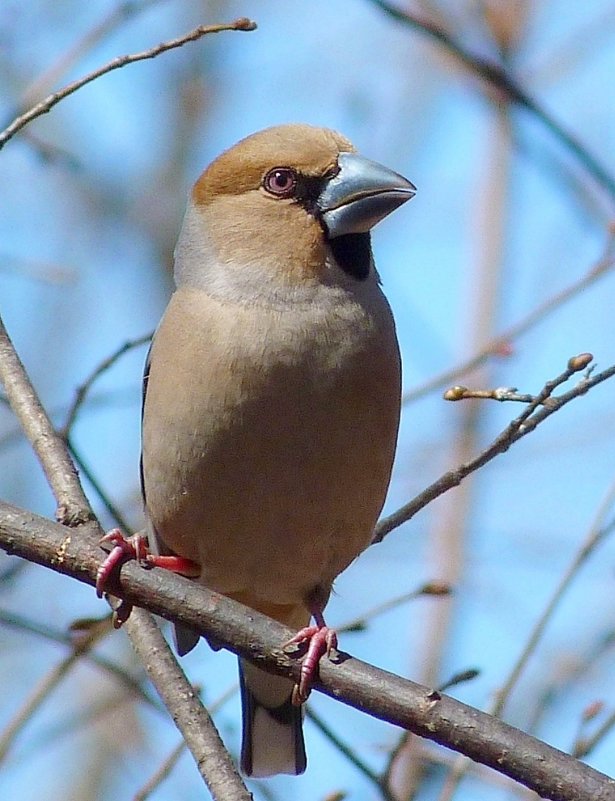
98;124;415;777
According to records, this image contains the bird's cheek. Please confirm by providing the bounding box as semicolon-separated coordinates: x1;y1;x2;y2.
208;198;328;284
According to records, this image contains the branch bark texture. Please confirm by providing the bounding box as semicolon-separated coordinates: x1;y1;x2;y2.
1;501;613;801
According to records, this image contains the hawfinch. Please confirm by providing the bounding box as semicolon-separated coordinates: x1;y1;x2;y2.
107;124;415;777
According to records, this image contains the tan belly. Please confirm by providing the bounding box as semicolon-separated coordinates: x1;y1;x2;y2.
141;287;400;611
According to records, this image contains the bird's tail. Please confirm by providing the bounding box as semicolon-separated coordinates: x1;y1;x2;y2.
239;658;306;777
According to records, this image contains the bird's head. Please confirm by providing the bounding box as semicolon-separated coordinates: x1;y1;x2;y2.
175;124;415;297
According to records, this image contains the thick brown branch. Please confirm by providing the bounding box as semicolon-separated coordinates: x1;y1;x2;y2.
1;502;613;801
124;609;251;801
0;310;249;797
0;317;92;525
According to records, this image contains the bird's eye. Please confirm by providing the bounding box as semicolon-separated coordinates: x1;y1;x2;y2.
263;167;297;197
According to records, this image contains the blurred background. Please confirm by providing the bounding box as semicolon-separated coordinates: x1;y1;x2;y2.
1;1;614;799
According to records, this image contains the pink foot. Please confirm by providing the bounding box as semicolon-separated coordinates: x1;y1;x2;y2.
96;528;200;606
96;530;146;598
284;616;338;704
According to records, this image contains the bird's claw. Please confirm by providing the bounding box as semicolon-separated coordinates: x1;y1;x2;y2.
96;530;148;599
284;624;338;705
96;528;201;621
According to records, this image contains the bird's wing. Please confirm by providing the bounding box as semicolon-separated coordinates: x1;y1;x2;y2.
140;336;201;655
139;339;152;510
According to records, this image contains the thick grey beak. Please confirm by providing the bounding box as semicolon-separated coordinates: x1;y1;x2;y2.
318;151;416;238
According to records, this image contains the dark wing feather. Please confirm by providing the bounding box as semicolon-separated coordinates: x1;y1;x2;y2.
139;340;153;507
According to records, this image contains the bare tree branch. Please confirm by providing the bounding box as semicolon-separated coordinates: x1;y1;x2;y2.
0;608;157;708
337;582;451;635
0;502;613;801
61;333;152;437
19;0;167;109
493;488;615;718
0;308;250;798
123;608;251;801
367;0;615;201
306;707;395;800
574;706;615;761
403;228;615;405
67;439;135;533
0;317;92;525
374;354;615;543
0;617;111;763
0;18;257;151
435;482;615;800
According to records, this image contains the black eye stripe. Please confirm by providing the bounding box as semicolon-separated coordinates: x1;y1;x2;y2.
262;168;330;206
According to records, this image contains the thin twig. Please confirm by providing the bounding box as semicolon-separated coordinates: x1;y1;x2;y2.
493;502;615;717
0;618;110;762
0;608;157;708
19;0;166;109
527;630;615;743
133;739;187;801
7;131;80;168
337;582;450;634
60;335;153;529
61;334;152;437
574;706;615;760
403;231;615;405
367;0;615;201
443;385;545;404
382;730;411;795
306;707;396;801
132;684;238;801
0;18;257;151
434;486;615;800
68;438;134;533
374;354;615;543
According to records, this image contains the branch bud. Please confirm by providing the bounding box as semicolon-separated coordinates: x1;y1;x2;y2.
568;353;593;372
443;386;467;401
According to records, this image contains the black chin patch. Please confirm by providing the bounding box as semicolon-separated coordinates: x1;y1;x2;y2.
328;232;372;281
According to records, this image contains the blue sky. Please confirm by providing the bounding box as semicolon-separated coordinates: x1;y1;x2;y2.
1;2;614;799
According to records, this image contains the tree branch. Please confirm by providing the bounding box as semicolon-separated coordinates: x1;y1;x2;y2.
0;18;257;151
123;609;251;801
375;354;615;543
0;616;109;762
0;502;613;801
367;0;615;202
0;307;250;797
0;608;157;708
61;333;152;437
0;317;92;525
402;231;615;405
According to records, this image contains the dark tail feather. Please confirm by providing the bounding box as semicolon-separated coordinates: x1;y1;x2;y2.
239;659;306;777
173;624;201;656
